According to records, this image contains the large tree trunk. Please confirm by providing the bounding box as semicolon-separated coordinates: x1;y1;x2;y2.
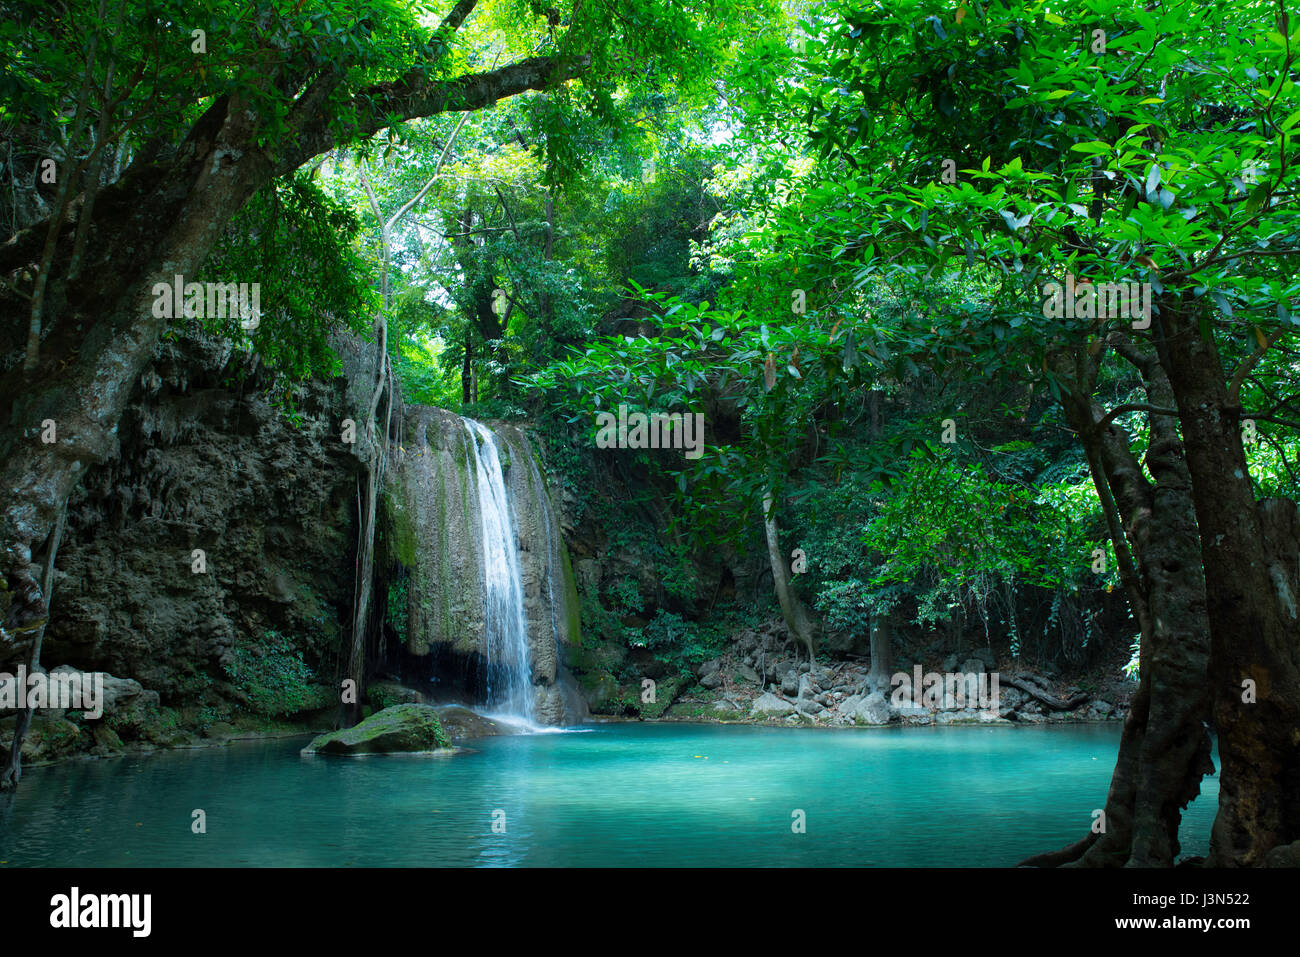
1155;298;1300;867
1024;339;1213;867
1;94;274;664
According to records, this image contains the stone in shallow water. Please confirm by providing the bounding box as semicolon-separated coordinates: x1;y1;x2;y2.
435;706;516;740
301;704;452;755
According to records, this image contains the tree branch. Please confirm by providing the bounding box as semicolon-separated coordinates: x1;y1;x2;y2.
1228;328;1286;406
276;54;591;175
438;0;480;35
1093;402;1181;432
1239;412;1300;429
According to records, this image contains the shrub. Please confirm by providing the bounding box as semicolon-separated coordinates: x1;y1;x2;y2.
224;630;333;717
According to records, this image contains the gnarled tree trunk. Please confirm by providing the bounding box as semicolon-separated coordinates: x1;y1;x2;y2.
1155;298;1300;867
1024;338;1213;867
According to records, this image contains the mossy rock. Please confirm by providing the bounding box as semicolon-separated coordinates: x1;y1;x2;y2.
301;703;453;755
139;707;200;747
638;675;683;719
0;714;81;763
91;723;125;754
566;641;627;675
367;681;424;711
202;721;236;740
578;669;621;712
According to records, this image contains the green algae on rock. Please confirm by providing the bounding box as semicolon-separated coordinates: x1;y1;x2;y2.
301;703;453;755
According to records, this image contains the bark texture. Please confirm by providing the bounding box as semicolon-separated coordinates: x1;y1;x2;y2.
1023;340;1212;867
1155;300;1300;867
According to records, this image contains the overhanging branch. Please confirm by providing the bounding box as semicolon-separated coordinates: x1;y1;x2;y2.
276;54;591;175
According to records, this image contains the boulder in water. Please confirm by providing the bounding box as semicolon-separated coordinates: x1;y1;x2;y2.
435;706;513;740
301;704;453;755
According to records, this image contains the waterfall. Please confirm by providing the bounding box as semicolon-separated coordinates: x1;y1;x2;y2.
462;418;535;723
394;405;582;725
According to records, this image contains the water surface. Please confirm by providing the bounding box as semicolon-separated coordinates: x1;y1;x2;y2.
0;723;1218;867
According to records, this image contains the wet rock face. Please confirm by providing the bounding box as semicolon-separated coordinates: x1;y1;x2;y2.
388;408;583;724
435;705;512;740
389;407;483;660
41;330;374;700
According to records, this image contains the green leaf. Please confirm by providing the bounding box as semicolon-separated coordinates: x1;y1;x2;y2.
1145;164;1161;198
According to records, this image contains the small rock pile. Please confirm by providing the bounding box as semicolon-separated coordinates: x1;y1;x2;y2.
673;620;1129;727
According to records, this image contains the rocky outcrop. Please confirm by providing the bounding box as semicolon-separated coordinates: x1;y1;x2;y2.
648;618;1133;728
0;665;186;763
39;330;374;703
301;703;452;755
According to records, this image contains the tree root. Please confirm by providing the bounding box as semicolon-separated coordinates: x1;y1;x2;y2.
1001;675;1091;711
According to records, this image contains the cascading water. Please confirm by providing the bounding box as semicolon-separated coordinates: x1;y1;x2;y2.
394;405;582;726
462;417;535;724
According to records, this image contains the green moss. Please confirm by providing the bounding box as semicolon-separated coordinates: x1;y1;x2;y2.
423;425;473;655
92;723;125;751
37;715;81;753
385;485;420;569
638;675;683;719
560;539;582;644
303;703;450;753
386;575;409;648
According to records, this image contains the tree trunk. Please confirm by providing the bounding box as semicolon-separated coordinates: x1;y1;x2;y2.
761;487;816;660
1155;299;1300;867
1024;340;1213;866
462;333;475;405
2;94;274;677
864;390;891;692
867;615;892;693
0;504;65;790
